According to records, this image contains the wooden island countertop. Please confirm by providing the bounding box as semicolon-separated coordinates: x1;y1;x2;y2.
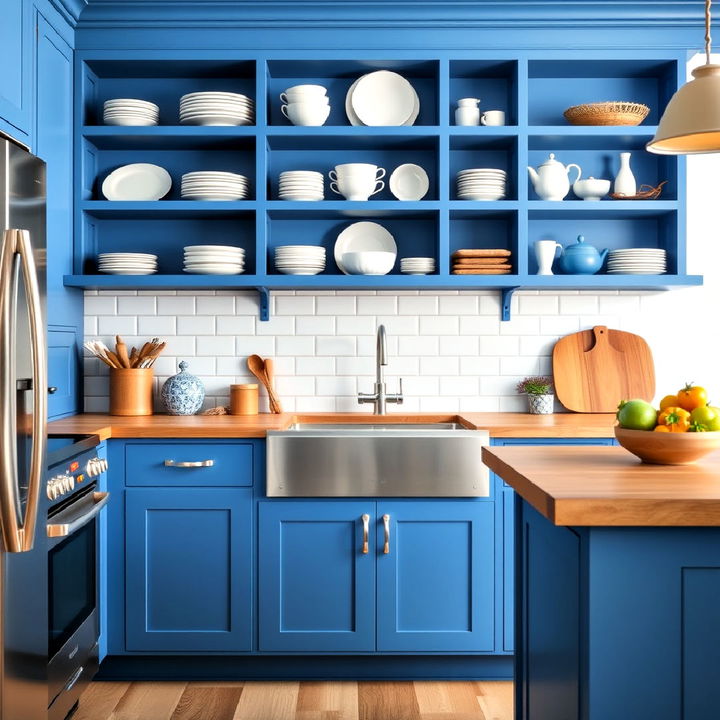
48;411;617;441
483;444;720;527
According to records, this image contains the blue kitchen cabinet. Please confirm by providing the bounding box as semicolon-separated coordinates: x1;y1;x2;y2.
376;501;495;652
492;437;614;653
0;0;32;141
125;487;253;652
258;501;376;652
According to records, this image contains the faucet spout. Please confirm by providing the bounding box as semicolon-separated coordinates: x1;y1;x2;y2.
358;324;404;415
376;324;387;383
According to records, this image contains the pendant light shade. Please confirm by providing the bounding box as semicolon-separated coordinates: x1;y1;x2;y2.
647;0;720;154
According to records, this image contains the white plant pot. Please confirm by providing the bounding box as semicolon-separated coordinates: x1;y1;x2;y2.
527;393;554;415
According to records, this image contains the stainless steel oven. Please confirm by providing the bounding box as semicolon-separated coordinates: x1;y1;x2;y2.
45;436;109;720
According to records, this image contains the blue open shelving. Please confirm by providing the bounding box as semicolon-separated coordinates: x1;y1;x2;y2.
66;50;701;320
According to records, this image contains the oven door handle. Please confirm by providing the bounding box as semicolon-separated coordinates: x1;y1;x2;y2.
47;492;109;539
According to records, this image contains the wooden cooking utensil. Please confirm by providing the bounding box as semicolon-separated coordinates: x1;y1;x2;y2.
552;325;655;413
247;354;282;413
115;335;131;368
263;358;283;413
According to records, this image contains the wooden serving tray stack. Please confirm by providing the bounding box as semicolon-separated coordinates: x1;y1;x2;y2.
452;249;512;274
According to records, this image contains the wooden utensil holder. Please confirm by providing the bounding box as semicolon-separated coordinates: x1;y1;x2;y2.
109;368;154;416
230;384;259;415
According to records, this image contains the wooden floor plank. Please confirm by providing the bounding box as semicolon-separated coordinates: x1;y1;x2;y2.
296;681;359;720
171;685;244;720
475;682;513;720
233;681;300;720
109;682;187;720
358;682;421;720
414;681;485;717
73;682;131;720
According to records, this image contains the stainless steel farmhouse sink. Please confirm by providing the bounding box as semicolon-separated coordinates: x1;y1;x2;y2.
266;422;490;497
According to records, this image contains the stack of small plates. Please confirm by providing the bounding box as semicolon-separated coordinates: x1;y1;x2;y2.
181;171;249;201
183;245;245;275
98;253;158;275
457;168;507;201
607;248;667;274
179;92;254;126
103;99;159;126
274;245;326;275
400;257;435;275
278;171;324;201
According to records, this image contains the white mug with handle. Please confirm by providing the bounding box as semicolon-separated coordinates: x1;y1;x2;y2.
481;110;506;126
534;239;563;275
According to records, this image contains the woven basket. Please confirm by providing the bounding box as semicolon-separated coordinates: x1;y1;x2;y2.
563;101;650;126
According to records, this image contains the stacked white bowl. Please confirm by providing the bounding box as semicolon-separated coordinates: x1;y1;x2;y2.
181;171;249;201
103;99;159;126
457;168;507;201
400;257;435;275
280;85;330;126
274;245;326;275
342;251;395;275
607;248;667;274
278;171;324;201
98;252;158;275
329;163;385;201
183;245;245;275
179;92;255;126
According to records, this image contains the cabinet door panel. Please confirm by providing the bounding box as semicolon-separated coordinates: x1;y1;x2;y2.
258;501;375;652
377;501;494;652
47;328;78;418
0;0;31;138
126;488;252;652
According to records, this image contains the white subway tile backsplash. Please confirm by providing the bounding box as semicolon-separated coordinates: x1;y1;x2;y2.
84;289;654;412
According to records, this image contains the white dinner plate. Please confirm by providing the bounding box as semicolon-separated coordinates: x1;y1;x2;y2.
345;73;420;127
99;252;157;258
334;221;397;274
101;163;172;201
104;116;158;126
180;115;253;126
99;268;158;275
389;163;429;201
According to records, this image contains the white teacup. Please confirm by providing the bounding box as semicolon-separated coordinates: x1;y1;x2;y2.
281;102;331;126
280;84;328;104
329;164;386;201
481;110;506;126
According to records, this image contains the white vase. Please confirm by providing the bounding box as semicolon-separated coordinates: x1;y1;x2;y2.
527;393;554;415
534;239;562;275
614;152;636;197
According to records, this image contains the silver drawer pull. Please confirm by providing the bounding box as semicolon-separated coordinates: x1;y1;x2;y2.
164;460;215;468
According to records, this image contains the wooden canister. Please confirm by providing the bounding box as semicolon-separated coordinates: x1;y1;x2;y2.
109;368;154;416
230;384;259;415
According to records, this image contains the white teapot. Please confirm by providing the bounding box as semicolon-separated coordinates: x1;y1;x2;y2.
527;153;582;201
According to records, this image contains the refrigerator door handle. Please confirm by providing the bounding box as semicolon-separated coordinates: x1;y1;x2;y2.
0;229;46;552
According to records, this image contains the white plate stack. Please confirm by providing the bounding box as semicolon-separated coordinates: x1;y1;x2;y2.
607;248;667;274
457;168;507;201
181;171;249;201
278;171;324;201
179;92;254;126
98;253;158;275
183;245;245;274
400;257;435;275
103;99;159;126
274;245;326;275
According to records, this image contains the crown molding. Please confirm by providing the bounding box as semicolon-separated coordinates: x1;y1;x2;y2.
48;0;88;24
78;1;709;29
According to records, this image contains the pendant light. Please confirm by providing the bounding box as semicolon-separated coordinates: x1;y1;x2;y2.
647;0;720;154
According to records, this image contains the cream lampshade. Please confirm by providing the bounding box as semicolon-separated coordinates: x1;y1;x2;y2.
647;0;720;154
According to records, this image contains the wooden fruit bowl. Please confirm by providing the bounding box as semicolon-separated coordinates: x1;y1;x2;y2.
615;427;720;465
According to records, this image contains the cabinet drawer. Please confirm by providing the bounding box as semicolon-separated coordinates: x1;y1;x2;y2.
125;442;254;487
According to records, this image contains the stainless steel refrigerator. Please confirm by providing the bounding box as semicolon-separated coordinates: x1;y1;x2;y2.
0;134;48;720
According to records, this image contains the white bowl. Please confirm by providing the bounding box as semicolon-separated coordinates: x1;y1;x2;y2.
573;177;611;201
341;251;395;275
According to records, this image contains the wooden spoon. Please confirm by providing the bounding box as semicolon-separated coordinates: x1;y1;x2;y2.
116;335;131;368
247;354;282;413
264;358;283;413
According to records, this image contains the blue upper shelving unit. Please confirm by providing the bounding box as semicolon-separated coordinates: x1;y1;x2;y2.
66;50;702;319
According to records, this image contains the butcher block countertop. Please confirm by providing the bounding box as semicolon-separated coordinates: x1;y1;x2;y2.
483;445;720;527
49;411;617;441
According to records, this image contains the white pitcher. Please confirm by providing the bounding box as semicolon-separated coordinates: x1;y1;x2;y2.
534;239;562;275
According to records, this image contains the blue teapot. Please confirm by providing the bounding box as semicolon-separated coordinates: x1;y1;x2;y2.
558;235;608;274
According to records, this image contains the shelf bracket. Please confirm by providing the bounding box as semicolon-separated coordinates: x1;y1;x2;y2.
501;287;519;322
257;287;270;322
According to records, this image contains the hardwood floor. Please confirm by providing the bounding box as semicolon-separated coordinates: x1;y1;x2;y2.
73;681;513;720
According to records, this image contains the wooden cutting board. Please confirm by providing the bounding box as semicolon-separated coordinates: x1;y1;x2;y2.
552;326;655;413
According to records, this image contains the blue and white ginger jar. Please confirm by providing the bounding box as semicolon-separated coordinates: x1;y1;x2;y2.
161;361;205;415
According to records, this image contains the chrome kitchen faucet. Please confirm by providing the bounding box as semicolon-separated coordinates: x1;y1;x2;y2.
357;325;403;415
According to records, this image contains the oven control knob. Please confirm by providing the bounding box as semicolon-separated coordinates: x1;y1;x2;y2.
100;458;108;473
86;457;106;478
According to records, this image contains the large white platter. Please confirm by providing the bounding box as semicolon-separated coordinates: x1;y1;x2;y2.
101;163;172;201
345;72;420;126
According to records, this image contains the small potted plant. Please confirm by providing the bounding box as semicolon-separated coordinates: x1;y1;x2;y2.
516;376;554;415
